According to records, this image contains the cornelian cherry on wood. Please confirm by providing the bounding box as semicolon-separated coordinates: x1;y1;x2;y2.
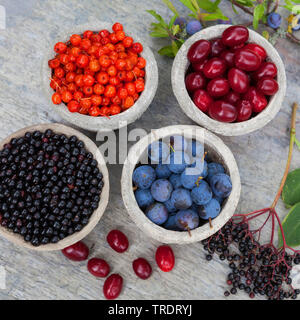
257;77;279;95
185;72;206;92
61;241;89;261
103;274;123;300
187;40;211;64
193;89;213;113
220;50;235;68
224;91;240;105
207;78;229;98
244;43;267;60
132;258;152;280
252;62;277;81
234;49;261;72
228;68;249;93
243;87;268;113
203;58;227;79
208;100;237;122
155;245;175;272
107;229;129;253
211;38;226;57
87;258;110;277
236;99;253;122
221;25;249;47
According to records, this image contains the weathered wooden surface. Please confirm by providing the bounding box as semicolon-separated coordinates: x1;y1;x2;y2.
0;0;299;300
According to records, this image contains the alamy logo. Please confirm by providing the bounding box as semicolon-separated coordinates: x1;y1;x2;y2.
0;266;6;290
0;5;6;30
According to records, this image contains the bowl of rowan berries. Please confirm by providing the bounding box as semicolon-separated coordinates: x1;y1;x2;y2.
121;125;241;244
171;25;286;136
43;22;158;132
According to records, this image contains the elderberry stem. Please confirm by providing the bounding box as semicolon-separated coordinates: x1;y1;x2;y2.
270;102;298;209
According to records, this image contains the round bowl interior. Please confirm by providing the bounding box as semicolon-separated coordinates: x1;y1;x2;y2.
121;125;241;244
0;123;109;251
41;22;158;132
171;25;286;136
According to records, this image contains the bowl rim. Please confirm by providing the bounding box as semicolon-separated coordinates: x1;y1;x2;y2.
121;125;241;244
41;22;158;132
0;123;110;251
171;25;287;136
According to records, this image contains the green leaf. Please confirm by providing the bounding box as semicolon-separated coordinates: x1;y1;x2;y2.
150;31;169;37
158;45;175;57
202;9;229;21
146;10;168;27
169;14;178;28
233;0;254;6
172;40;179;55
178;0;197;13
162;0;179;15
282;168;300;207
172;24;180;35
295;137;300;150
262;30;270;40
253;3;265;29
278;202;300;248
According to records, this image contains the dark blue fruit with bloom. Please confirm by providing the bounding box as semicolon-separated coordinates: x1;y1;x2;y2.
189;160;208;179
210;173;232;198
155;164;172;179
267;12;282;29
167;151;190;174
151;179;173;202
191;180;212;205
180;167;203;190
186;20;202;35
169;173;182;189
133;165;156;189
146;203;168;225
175;209;200;230
174;17;187;27
135;189;154;208
164;198;177;213
171;188;192;210
207;162;225;183
164;214;179;230
198;198;221;220
148;141;169;163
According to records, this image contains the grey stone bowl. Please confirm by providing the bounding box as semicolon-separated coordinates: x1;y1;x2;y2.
41;22;158;132
121;125;241;244
0;123;109;251
171;25;286;136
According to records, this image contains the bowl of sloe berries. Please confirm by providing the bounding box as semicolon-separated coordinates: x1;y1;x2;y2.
121;125;241;244
171;25;286;136
0;123;109;251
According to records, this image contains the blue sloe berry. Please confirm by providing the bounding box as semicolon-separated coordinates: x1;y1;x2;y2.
207;162;225;183
167;151;190;174
155;164;171;179
191;180;212;205
164;214;179;230
135;189;154;208
148;141;170;163
170;188;192;210
169;173;182;189
186;140;204;158
151;179;173;202
210;173;232;198
164;198;177;213
198;198;221;220
174;17;187;27
133;165;156;189
186;20;202;35
175;209;200;230
146;202;168;225
180;167;203;190
267;12;282;29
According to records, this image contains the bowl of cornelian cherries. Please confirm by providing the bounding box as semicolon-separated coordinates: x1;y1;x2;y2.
43;22;158;132
171;25;286;136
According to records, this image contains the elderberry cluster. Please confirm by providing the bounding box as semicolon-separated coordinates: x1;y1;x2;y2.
0;129;104;246
202;220;300;300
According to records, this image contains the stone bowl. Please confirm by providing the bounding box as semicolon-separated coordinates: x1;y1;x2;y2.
0;123;110;251
171;25;286;136
121;125;241;244
41;22;158;132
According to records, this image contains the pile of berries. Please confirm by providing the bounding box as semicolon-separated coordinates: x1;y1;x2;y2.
0;129;104;246
202;219;300;300
62;231;175;299
133;136;232;231
186;25;279;123
48;23;146;117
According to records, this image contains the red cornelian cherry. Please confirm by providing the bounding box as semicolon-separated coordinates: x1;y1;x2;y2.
70;34;82;46
224;91;240;105
208;100;238;122
244;43;267;60
243;87;268;113
220;50;235;68
132;258;152;280
103;274;123;300
193;89;213;113
211;38;226;57
155;245;175;272
87;258;110;278
107;229;129;253
203;58;227;79
68;100;80;113
236;99;253;122
185;72;206;92
187;40;211;64
192;59;208;72
76;54;89;68
234;49;261;72
257;77;279;95
52;92;62;105
221;25;249;47
207;78;229;98
228;68;249;93
61;241;89;261
54;42;67;53
252;62;278;81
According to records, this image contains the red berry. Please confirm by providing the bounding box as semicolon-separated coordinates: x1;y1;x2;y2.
123;36;133;48
132;42;143;53
48;58;60;69
110;105;122;115
243;87;268;113
187;40;211;64
224;91;240;105
207;78;230;98
192;59;208;72
236;99;253;122
257;77;279;95
208;100;237;123
52;92;62;105
244;43;267;60
104;85;117;98
83;30;93;39
87;258;110;277
185;72;206;92
221;25;249;47
67;100;80;113
76;54;89;68
132;258;152;280
234;49;261;72
99;29;110;38
70;34;82;46
211;38;226;57
103;274;123;300
252;62;278;81
220;50;235;68
155;245;175;272
83;74;95;87
54;42;67;53
112;22;123;32
61;241;89;261
61;90;73;103
107;229;129;253
193;89;213;113
228;68;249;93
203;58;227;79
